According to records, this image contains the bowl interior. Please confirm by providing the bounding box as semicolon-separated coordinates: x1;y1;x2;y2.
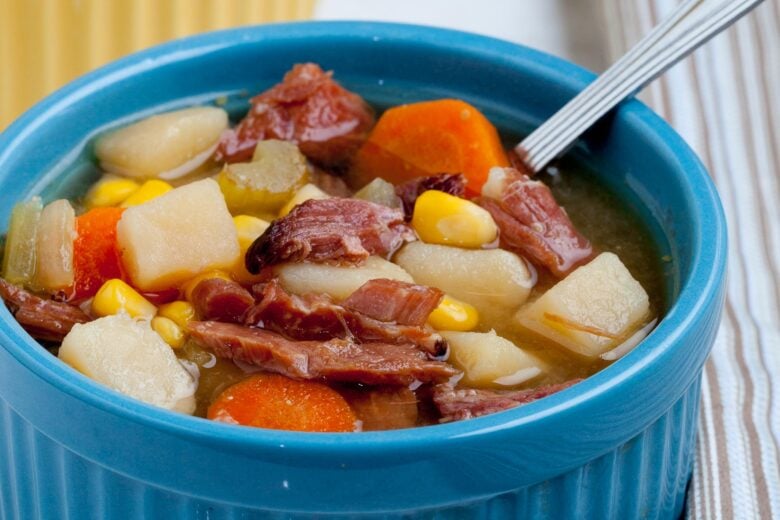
0;22;725;508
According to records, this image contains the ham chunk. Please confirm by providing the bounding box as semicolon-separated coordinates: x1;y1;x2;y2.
245;198;415;273
216;63;375;168
0;278;90;342
187;321;459;386
311;167;353;197
433;379;581;422
342;279;443;326
191;278;254;323
478;167;594;277
246;279;447;357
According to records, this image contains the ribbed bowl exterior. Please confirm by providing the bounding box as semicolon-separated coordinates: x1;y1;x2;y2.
0;377;701;519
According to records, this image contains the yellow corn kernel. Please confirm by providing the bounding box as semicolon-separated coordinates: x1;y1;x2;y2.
231;215;271;282
181;269;232;302
158;300;195;329
92;279;157;319
151;316;185;349
120;179;173;207
84;178;141;209
428;295;479;331
278;183;329;217
233;215;271;251
411;190;498;248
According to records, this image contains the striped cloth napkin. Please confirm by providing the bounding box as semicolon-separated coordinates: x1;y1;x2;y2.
600;1;780;518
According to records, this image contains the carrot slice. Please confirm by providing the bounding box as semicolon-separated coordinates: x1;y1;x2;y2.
351;99;509;194
207;374;358;432
71;207;126;301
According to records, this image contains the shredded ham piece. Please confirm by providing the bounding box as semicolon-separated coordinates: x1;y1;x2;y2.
191;278;254;323
0;278;91;342
245;198;415;273
342;278;443;327
246;279;447;357
477;167;594;277
216;63;374;168
310;167;353;197
187;321;459;386
433;379;582;422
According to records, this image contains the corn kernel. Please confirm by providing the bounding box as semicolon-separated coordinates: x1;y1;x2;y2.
151;316;185;349
120;179;173;207
233;215;270;251
84;178;141;209
158;300;195;329
231;215;271;282
181;269;232;302
92;279;157;319
278;183;329;217
411;190;498;248
428;295;479;331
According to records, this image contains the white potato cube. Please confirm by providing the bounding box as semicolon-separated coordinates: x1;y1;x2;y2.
442;330;543;387
276;256;414;301
96;106;228;180
394;242;533;314
516;252;650;358
59;314;197;413
116;178;239;291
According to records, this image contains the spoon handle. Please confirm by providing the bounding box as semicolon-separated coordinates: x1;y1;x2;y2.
517;0;764;174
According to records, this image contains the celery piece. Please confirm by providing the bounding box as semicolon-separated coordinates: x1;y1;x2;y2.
218;140;310;215
353;177;400;209
1;197;43;286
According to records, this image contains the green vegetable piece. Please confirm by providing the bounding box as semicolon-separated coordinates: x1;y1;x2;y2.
218;140;310;215
1;197;43;286
353;177;400;208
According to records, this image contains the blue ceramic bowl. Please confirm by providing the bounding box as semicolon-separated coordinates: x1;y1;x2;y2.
0;22;725;519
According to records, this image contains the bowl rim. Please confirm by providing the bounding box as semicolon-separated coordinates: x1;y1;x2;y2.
0;21;726;461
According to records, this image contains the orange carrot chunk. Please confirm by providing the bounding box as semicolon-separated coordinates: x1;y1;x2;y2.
351;99;509;194
71;207;126;301
207;373;358;432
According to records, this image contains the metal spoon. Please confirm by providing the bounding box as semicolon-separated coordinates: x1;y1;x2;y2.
517;0;764;174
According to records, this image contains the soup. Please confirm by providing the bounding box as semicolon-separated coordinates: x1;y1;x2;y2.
0;63;663;432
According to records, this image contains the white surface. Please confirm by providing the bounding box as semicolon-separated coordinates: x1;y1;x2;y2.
315;0;608;71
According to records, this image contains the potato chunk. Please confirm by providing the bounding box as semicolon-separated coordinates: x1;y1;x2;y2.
59;314;197;413
442;330;542;387
516;252;651;358
394;242;533;316
96;106;227;180
278;183;329;217
116;179;239;291
276;256;413;301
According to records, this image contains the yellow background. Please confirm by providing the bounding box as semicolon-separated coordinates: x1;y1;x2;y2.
0;0;315;129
